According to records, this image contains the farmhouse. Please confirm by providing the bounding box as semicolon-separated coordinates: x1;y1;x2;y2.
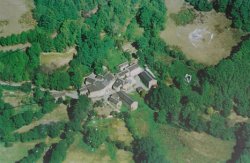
80;60;157;112
117;91;138;110
139;71;157;89
108;93;122;108
85;73;115;98
127;63;144;77
113;79;124;91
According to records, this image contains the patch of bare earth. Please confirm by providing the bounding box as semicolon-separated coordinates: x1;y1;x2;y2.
40;47;76;72
3;90;30;107
0;0;36;37
161;0;244;65
0;43;31;52
227;111;249;127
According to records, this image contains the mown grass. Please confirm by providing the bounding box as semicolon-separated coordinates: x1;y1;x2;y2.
104;49;127;73
170;9;196;26
88;118;134;146
64;133;133;163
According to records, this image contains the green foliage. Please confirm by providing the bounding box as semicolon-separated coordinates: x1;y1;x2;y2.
146;84;181;123
185;0;213;11
234;124;250;163
133;137;169;163
83;126;108;148
49;70;70;91
170;9;196;26
18;142;47;163
49;133;75;163
18;122;64;142
0;51;29;82
208;114;234;140
34;0;79;31
106;142;117;160
188;0;250;31
68;96;91;131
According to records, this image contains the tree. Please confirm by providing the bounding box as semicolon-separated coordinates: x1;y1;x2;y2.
133;137;169;163
49;71;70;90
83;126;108;148
146;84;181;122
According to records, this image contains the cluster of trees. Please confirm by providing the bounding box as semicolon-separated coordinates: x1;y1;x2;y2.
145;38;250;140
133;137;169;163
67;95;91;131
235;124;250;162
83;126;108;148
18;142;47;163
0;87;57;143
185;0;213;11
49;132;75;163
15;122;65;142
186;0;250;31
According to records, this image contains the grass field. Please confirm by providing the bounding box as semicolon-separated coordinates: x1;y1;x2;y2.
104;49;127;72
0;0;35;37
88;118;134;146
40;47;76;72
161;0;244;65
3;90;31;107
64;133;134;163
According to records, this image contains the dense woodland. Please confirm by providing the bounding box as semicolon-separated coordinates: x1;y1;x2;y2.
186;0;250;31
0;0;250;162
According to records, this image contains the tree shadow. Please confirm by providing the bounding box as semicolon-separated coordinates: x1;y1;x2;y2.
43;143;57;163
226;124;245;163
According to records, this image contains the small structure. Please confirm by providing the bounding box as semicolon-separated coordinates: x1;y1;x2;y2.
113;79;124;91
117;69;130;79
85;77;96;85
108;94;122;108
79;85;88;95
184;74;192;84
117;91;138;110
139;71;157;89
86;73;115;98
122;79;133;91
118;62;129;71
136;87;144;94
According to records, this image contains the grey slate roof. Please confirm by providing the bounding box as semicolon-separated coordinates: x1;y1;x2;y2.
87;82;105;92
127;63;140;72
113;79;123;88
117;91;135;106
117;69;129;78
109;96;121;105
139;71;154;84
85;77;96;84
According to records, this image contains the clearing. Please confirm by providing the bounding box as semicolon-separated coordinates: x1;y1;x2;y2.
2;90;31;107
0;0;36;37
15;104;69;133
40;47;76;72
64;133;134;163
161;0;245;65
88;118;134;146
0;43;31;52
